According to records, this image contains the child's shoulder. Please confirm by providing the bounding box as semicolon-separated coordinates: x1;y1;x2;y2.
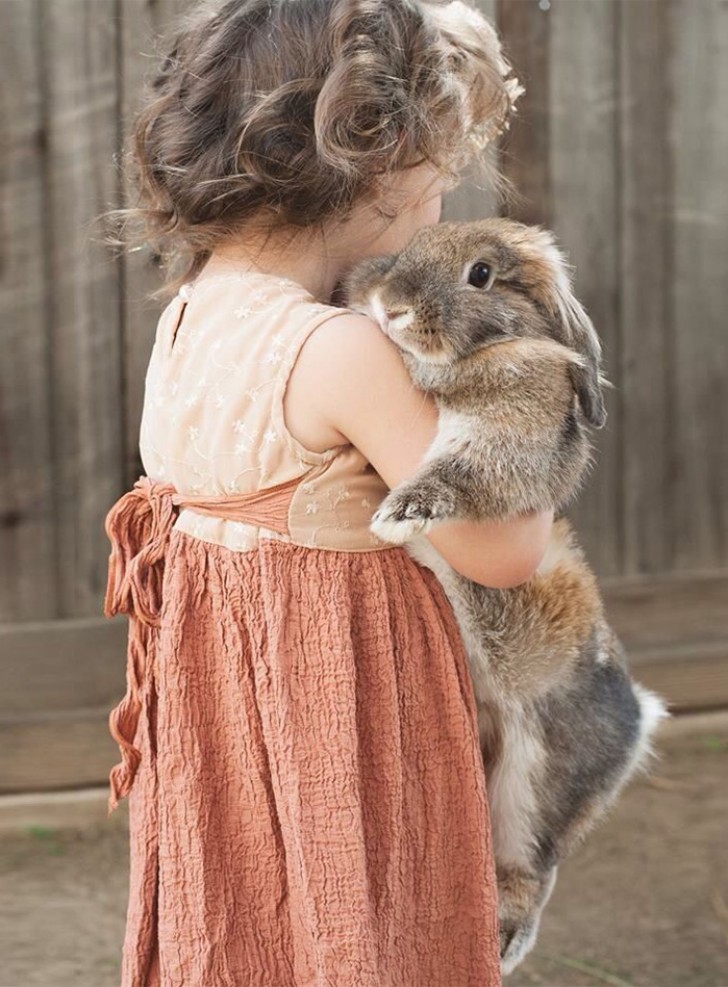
291;306;401;379
283;304;430;462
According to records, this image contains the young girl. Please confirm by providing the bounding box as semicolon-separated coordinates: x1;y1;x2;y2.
104;2;553;984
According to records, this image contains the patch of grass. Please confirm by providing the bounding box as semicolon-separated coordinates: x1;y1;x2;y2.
26;825;66;855
697;734;728;753
27;825;56;840
541;952;634;987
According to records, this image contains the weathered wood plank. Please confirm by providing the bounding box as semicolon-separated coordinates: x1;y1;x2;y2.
496;0;552;226
629;646;728;715
4;649;725;794
43;0;124;616
0;787;128;832
0;0;57;621
549;0;621;577
618;0;673;576
669;0;728;570
602;571;728;651
0;709;117;793
0;617;127;714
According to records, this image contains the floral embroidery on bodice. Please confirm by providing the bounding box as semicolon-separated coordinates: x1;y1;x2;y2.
139;271;391;551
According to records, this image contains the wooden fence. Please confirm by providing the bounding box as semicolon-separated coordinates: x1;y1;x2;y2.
1;0;726;793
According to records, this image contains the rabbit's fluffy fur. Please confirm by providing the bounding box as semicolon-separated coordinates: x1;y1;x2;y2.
342;218;668;975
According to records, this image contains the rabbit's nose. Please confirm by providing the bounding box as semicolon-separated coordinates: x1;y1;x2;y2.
384;308;415;332
369;293;414;335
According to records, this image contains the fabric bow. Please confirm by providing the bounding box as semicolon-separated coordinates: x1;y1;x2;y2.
102;470;314;814
104;477;178;814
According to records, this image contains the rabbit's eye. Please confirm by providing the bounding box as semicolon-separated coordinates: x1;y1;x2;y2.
467;262;492;289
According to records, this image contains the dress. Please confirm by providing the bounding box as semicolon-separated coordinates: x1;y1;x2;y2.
103;270;502;987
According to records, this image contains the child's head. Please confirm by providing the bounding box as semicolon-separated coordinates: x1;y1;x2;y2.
118;0;522;292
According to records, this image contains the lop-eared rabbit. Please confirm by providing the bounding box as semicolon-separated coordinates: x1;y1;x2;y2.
342;218;668;975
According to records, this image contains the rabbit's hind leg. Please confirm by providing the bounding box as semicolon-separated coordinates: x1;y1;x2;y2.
495;642;657;975
486;705;546;876
498;865;558;976
533;643;658;865
484;706;551;974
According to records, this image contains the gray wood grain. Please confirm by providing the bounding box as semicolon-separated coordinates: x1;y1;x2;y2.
547;0;622;577
618;0;674;576
0;710;117;793
0;617;127;714
42;0;124;616
669;0;728;569
496;0;552;227
0;0;57;620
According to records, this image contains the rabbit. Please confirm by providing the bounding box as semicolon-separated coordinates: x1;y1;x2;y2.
341;218;668;976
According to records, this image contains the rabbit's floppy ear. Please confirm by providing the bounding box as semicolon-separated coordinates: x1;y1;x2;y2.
550;277;608;429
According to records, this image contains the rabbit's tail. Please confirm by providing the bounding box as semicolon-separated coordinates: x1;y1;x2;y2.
628;682;671;778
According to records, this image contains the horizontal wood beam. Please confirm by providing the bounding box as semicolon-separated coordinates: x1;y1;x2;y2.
0;617;127;713
1;572;726;792
0;707;117;793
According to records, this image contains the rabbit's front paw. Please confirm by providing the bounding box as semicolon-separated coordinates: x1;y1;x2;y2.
370;506;431;545
369;487;443;544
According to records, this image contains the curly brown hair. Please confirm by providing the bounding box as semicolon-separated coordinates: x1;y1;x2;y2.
109;0;522;294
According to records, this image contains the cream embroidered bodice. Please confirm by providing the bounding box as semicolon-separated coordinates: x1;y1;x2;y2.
139;271;391;552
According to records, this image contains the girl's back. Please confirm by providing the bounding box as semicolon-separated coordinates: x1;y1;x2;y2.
140;270;391;551
111;266;501;985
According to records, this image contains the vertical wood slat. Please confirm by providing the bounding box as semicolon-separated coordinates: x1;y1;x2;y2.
619;0;674;576
120;0;194;489
0;0;57;620
548;0;622;576
496;0;552;227
496;0;623;577
43;0;124;616
669;0;728;569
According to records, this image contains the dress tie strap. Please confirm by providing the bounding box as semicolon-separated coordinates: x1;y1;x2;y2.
103;471;314;815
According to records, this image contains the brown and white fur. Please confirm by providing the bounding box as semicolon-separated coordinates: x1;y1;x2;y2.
342;218;668;975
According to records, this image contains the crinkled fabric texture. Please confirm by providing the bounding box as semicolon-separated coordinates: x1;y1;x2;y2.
122;531;501;986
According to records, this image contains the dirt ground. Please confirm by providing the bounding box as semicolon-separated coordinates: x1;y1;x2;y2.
1;721;726;987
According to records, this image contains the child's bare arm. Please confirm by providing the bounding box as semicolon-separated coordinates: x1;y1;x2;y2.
284;313;554;588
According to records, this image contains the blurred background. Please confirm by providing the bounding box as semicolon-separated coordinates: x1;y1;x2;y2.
1;0;726;984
